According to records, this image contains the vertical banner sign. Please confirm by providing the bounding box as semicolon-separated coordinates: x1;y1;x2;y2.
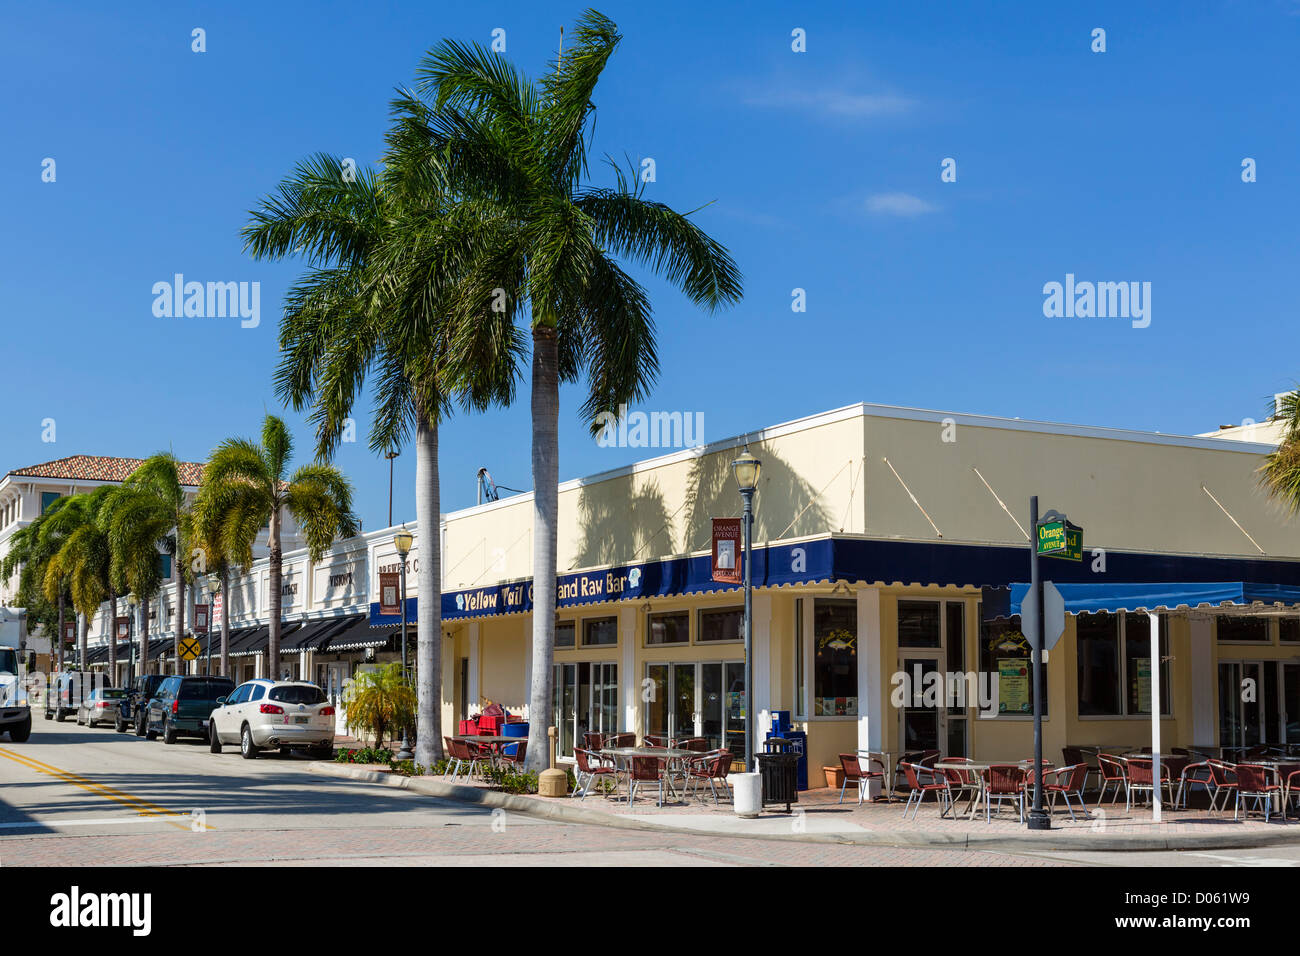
212;593;223;629
115;616;130;640
62;621;76;645
193;604;209;634
379;571;401;616
711;517;743;585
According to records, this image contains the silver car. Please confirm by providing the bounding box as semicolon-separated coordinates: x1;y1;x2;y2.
208;679;335;759
76;687;127;728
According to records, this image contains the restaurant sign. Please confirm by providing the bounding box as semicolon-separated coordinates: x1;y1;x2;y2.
711;517;742;585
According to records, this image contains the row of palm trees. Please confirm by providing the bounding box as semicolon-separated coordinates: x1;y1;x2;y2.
245;10;744;771
1;416;357;681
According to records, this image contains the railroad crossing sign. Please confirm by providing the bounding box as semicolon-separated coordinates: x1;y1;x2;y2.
178;635;202;661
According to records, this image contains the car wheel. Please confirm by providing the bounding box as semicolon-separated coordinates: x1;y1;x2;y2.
209;723;222;754
55;709;65;722
115;717;126;733
134;714;146;737
8;715;32;742
87;717;96;728
279;746;292;757
145;720;158;741
162;718;177;745
240;725;259;760
43;710;51;721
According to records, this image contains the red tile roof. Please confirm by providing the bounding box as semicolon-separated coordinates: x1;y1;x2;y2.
6;455;205;486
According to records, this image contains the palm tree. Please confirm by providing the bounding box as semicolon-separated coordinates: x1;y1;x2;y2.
1260;390;1300;510
41;487;123;675
416;10;743;768
105;476;170;676
244;115;521;769
342;661;416;749
3;499;74;667
192;414;358;671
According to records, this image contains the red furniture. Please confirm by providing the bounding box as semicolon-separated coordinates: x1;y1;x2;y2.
1125;758;1174;810
838;753;885;806
985;765;1027;823
674;736;709;753
1043;763;1090;821
644;734;668;747
1234;764;1281;822
1096;754;1128;806
1208;760;1239;813
573;748;617;800
458;718;479;736
899;761;952;820
685;750;733;805
628;755;668;807
499;741;527;772
939;757;981;813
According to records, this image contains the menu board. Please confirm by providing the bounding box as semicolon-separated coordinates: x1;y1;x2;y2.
1135;658;1151;713
998;659;1030;714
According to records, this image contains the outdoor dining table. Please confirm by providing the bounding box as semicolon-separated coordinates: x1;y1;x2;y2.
933;760;1057;820
600;746;697;800
454;734;525;770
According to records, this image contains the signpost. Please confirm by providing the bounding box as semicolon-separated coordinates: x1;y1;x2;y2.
1021;580;1066;652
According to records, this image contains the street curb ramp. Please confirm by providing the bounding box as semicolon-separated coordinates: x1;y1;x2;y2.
305;761;1300;853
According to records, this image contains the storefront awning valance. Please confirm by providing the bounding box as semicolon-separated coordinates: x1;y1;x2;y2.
1007;581;1300;617
369;534;1300;625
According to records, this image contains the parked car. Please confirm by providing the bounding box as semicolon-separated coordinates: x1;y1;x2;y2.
77;687;127;727
209;679;335;759
44;672;98;722
120;674;168;735
143;675;235;744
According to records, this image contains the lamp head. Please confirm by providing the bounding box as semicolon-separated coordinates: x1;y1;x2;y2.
394;528;414;557
731;445;762;494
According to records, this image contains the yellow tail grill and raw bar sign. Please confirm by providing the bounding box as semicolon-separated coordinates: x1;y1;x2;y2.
1036;520;1083;561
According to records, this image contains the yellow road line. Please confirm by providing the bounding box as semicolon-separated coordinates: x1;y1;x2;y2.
0;747;200;831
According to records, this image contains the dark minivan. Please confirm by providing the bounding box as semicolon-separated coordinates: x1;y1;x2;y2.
144;676;236;744
122;674;168;735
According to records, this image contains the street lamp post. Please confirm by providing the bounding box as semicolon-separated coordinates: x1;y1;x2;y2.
731;445;761;771
206;575;221;676
126;593;138;687
386;451;399;528
393;528;414;763
1026;496;1050;831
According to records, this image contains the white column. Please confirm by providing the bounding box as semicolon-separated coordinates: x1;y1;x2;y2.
857;587;883;752
467;623;480;711
753;592;772;739
620;606;636;734
1150;610;1163;823
1189;615;1213;746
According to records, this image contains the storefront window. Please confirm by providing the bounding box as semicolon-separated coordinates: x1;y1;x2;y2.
813;599;857;716
794;598;806;717
1282;618;1300;642
978;614;1047;716
1124;614;1172;716
698;607;743;642
646;611;688;646
582;617;618;646
556;621;575;648
1076;611;1121;715
898;600;940;647
1217;615;1268;642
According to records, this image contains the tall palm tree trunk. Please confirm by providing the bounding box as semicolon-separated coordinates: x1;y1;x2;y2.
56;591;65;673
78;612;87;674
220;565;230;678
108;593;118;683
414;416;443;769
268;507;282;678
525;325;560;772
140;595;150;676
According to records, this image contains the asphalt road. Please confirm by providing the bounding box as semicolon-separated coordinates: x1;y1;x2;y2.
3;719;1299;868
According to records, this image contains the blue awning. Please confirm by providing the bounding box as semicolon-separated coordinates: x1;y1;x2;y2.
1008;581;1300;617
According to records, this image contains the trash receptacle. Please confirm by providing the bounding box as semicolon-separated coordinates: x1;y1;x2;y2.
765;728;808;790
756;737;800;812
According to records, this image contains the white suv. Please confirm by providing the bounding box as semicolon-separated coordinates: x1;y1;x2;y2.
208;679;336;760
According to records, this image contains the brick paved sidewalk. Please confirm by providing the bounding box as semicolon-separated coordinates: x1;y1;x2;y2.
323;761;1300;849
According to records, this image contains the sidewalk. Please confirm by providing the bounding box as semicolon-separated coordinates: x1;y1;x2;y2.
307;761;1300;852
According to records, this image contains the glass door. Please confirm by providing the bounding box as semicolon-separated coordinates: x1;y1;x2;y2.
700;661;746;761
1219;661;1269;752
1285;664;1300;745
898;651;946;755
644;662;698;741
554;661;617;756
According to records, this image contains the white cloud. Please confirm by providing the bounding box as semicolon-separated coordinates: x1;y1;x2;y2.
865;192;938;217
743;88;915;118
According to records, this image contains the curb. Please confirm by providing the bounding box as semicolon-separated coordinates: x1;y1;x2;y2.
305;762;1300;853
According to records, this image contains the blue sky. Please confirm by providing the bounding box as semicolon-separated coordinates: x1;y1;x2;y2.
4;1;1299;528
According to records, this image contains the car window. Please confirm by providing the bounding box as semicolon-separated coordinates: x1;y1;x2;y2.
178;679;235;701
269;685;327;705
102;688;126;699
250;684;266;701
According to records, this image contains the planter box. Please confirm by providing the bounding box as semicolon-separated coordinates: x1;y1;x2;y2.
823;766;845;789
823;767;882;801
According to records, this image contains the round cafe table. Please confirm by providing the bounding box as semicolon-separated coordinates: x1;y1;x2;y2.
933;760;1055;820
600;746;697;800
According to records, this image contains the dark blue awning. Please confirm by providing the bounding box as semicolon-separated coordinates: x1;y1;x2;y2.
1008;581;1300;617
370;533;1300;624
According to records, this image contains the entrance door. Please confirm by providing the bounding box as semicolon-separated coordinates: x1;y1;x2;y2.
554;661;618;756
700;661;745;761
1219;661;1271;751
1285;664;1300;745
898;651;946;754
317;661;349;734
645;663;698;742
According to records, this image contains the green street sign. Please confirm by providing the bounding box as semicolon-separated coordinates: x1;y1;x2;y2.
1036;520;1067;555
1047;527;1084;562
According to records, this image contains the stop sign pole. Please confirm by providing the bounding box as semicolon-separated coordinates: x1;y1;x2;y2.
1027;496;1050;830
